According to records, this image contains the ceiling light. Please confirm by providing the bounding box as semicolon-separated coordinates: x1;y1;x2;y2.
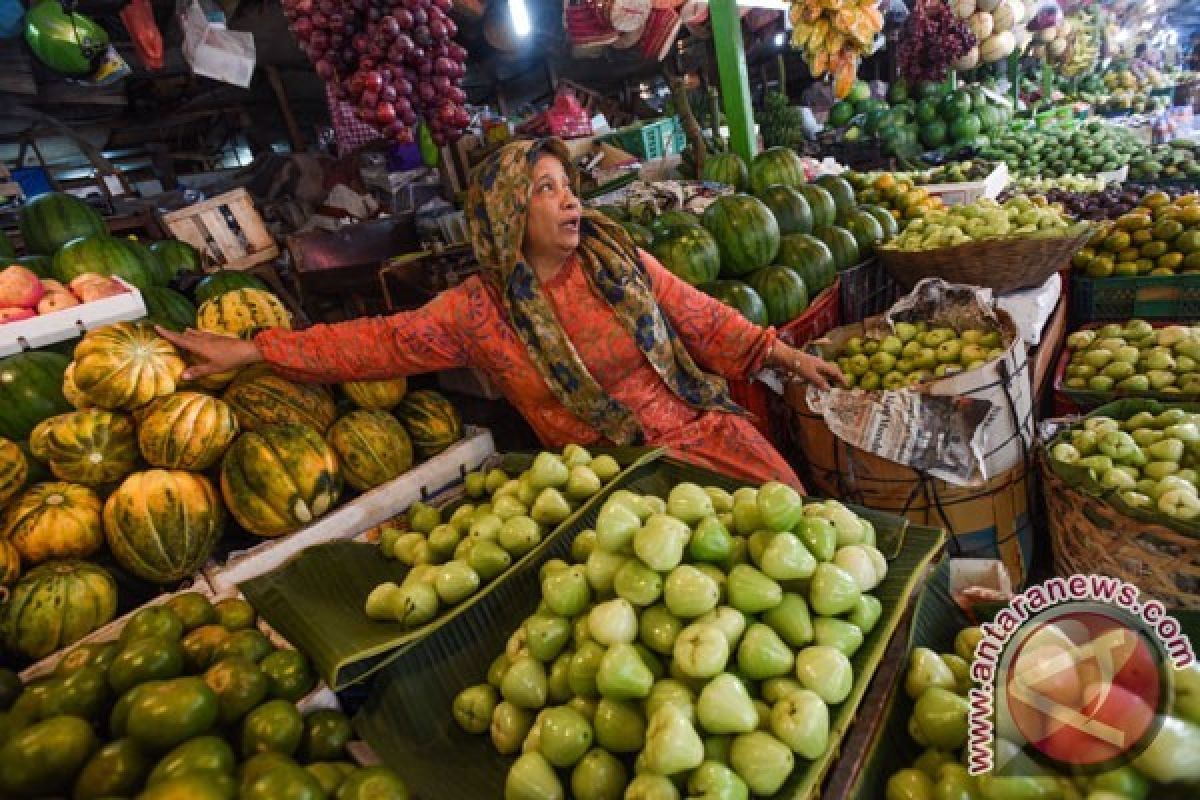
509;0;531;37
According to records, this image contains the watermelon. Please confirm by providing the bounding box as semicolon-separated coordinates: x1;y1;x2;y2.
843;210;885;256
193;271;270;305
776;234;836;294
649;211;701;242
745;265;809;326
126;238;172;286
19;193;107;256
916;99;940;125
149;240;203;280
749;148;806;196
815;225;861;271
651;226;720;286
757;185;813;236
920;120;948;148
797;184;837;230
701;281;768;326
950;113;982;143
859;204;899;239
814;175;857;222
0;234;13;261
15;255;53;279
940;90;972;119
52;235;158;290
701;194;780;278
0;351;71;441
141;287;197;332
621;222;654;251
701;153;749;192
888;81;910;105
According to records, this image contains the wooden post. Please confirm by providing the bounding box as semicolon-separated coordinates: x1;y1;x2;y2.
265;66;305;153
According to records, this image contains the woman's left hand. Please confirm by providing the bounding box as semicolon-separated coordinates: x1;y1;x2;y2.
766;342;846;391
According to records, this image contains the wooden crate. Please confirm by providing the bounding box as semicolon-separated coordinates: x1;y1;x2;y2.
160;188;279;270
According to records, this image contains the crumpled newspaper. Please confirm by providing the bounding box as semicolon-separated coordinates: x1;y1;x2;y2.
589;179;732;223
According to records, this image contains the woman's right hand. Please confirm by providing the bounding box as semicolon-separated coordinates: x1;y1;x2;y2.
154;326;264;381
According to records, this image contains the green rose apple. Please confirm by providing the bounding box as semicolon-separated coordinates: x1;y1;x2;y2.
757;481;804;532
643;704;705;776
689;516;735;564
848;595;883;634
505;752;563;800
469;540;513;582
809;563;862;616
614;560;664;607
435;561;481;606
588;599;638;646
886;769;934;800
736;624;794;680
696;673;758;735
813;618;865;658
585;550;627;594
770;688;829;758
623;774;680;800
570;749;627;800
794;645;853;705
543;566;591;617
568;642;606;698
526;615;572;662
667;482;716;524
502;656;549;710
531;489;572;526
673;623;731;679
492;701;536;755
760;533;817;581
645;679;696;725
593;697;646;753
697;606;748;650
795;517;837;562
687;762;749;800
729;731;794;796
538;706;593;767
639;605;683;655
634;514;691;572
911;687;968;751
727;566;783;614
454;684;499;734
705;487;734;514
596;644;654;700
662;566;720;619
589;455;621;482
905;647;957;699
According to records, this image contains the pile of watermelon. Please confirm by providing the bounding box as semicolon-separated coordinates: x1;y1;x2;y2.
826;78;1013;159
601;149;898;327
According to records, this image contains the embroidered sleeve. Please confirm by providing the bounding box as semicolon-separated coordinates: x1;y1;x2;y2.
255;285;471;382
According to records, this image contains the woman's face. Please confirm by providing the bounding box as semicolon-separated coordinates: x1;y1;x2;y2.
523;153;581;261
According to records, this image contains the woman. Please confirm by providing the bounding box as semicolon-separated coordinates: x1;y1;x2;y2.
160;139;843;487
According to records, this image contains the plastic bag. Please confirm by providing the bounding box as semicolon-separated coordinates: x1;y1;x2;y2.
179;0;255;87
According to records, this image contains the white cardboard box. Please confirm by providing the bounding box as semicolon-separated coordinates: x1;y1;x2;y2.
922;162;1010;206
0;278;146;357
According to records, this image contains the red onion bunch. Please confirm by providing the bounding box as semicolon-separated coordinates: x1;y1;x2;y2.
282;0;470;145
897;1;977;83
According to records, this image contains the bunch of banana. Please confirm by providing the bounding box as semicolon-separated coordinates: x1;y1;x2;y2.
1061;13;1098;76
789;0;882;98
758;91;806;149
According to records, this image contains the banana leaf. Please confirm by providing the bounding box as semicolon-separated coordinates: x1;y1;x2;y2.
845;560;1200;800
352;457;947;800
239;447;662;690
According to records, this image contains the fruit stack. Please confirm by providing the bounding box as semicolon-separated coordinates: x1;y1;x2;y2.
0;264;131;324
1047;406;1200;526
1072;192;1200;278
883;196;1077;252
1059;321;1200;397
824;322;1007;391
452;480;890;798
0;591;412;799
363;447;624;627
787;0;883;99
979;120;1139;179
885;625;1200;796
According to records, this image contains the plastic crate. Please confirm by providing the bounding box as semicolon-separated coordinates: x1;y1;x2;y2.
1069;272;1200;325
839;258;901;324
610;117;685;160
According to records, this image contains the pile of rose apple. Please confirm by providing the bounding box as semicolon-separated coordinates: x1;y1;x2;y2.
829;321;1007;391
1050;407;1200;523
0;264;128;324
1062;321;1200;395
451;479;890;800
888;625;1200;797
364;447;622;626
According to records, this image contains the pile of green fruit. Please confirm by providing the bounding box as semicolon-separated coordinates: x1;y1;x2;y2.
608;152;897;327
1061;321;1200;395
979;120;1140;178
1049;407;1200;525
884;196;1079;251
1128;140;1200;184
364;447;622;627
757;91;806;150
452;480;890;800
0;592;411;799
826;322;1006;390
1072;192;1200;277
885;626;1200;798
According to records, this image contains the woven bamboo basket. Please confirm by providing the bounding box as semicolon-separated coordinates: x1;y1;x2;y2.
1040;455;1200;610
878;227;1094;294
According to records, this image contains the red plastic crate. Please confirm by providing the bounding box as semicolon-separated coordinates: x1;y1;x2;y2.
730;279;842;438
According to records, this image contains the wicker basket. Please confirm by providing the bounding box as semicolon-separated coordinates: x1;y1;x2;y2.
878;228;1094;294
1040;456;1200;610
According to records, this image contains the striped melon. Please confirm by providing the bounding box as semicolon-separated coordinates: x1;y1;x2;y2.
327;411;414;491
141;287;197;333
19;192;107;256
3;482;104;566
222;366;337;434
61;363;92;409
220;424;343;538
341;378;408;410
138;392;239;470
0;539;18;587
28;409;138;486
196;289;292;339
395;390;463;459
0;560;117;661
0;438;28;510
71;322;185;410
103;470;224;584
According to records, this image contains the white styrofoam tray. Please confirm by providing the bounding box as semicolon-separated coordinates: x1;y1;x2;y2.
205;426;495;593
0;278;147;357
921;162;1010;206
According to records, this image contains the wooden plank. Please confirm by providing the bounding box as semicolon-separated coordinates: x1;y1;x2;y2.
203;210;248;261
0;40;36;95
226;199;274;251
161;188;253;222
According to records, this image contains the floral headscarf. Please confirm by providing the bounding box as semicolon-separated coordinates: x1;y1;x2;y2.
465;138;741;445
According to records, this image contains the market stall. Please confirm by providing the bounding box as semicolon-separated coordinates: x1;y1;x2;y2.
0;0;1198;797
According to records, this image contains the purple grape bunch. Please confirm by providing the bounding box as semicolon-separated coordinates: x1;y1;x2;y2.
282;0;470;145
897;1;977;83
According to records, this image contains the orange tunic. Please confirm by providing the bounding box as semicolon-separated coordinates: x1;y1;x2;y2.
256;251;799;486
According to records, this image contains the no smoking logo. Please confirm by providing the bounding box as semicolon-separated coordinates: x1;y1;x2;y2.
999;607;1168;771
